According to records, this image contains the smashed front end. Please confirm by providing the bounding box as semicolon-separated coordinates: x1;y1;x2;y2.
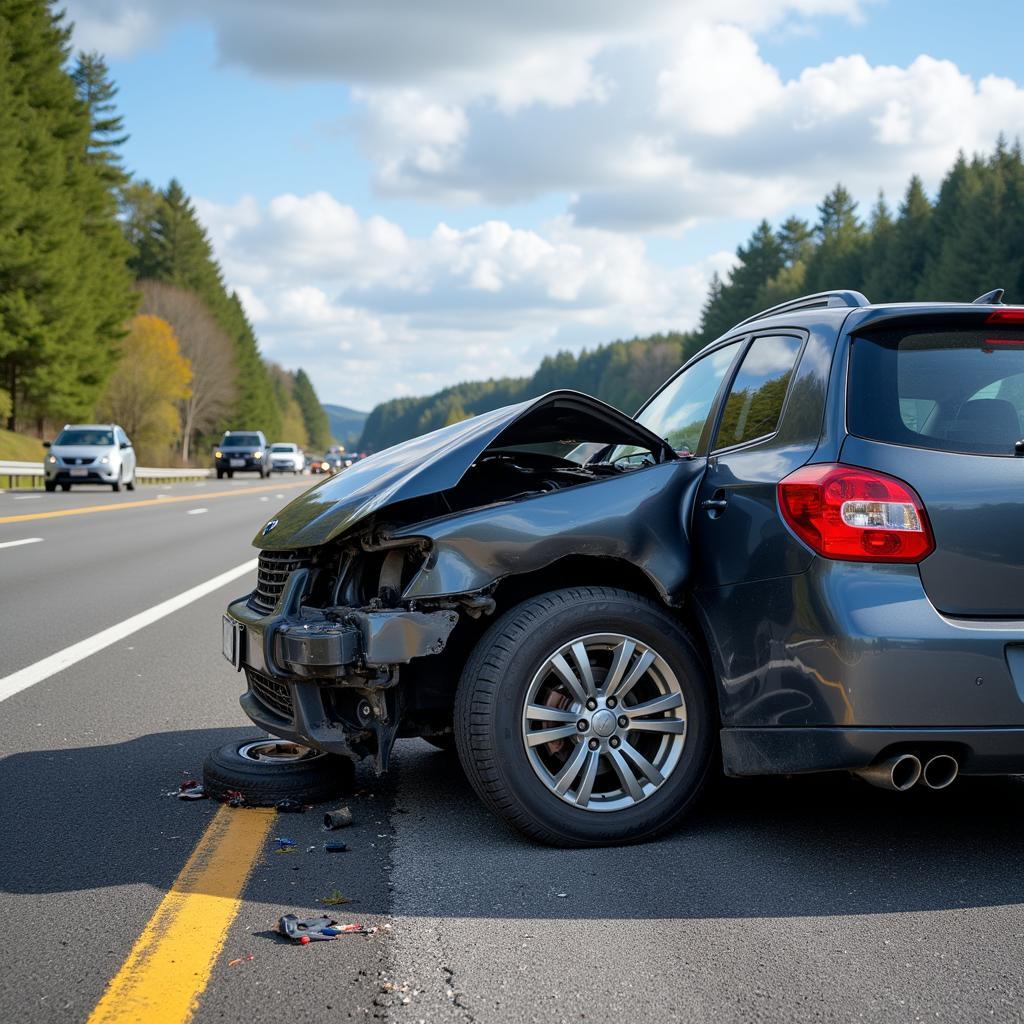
223;390;695;772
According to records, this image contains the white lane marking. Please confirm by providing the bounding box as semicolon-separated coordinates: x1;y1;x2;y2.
186;507;208;515
275;493;284;499
259;496;269;502
0;537;43;550
0;559;257;704
12;495;42;501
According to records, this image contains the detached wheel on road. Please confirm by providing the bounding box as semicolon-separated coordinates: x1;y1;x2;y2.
203;737;354;806
455;587;714;847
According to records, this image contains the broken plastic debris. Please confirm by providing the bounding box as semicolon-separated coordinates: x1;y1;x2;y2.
176;779;205;800
278;914;376;943
325;841;348;853
275;798;307;813
224;789;246;807
323;806;353;830
227;955;254;967
555;892;568;898
320;889;352;906
273;837;298;854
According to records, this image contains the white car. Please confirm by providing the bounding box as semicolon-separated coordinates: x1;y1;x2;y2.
44;424;137;492
269;443;306;474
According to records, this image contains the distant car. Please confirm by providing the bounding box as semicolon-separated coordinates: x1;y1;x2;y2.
215;431;269;479
320;453;346;474
269;443;305;475
44;424;136;492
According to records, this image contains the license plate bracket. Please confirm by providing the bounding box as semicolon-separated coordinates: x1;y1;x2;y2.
222;615;244;669
230;458;245;468
70;468;88;477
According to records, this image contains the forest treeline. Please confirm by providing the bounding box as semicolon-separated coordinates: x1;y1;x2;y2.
0;1;331;463
360;140;1024;451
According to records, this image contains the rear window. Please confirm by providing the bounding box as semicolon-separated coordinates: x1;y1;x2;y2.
849;327;1024;456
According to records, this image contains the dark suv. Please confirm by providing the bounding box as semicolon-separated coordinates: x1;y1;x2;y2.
222;290;1024;846
215;431;269;479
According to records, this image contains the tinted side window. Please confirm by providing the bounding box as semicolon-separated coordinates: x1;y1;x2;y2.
714;335;803;449
629;341;743;456
849;328;1024;456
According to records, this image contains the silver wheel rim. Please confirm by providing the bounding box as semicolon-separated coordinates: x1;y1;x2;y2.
237;739;324;764
521;632;687;813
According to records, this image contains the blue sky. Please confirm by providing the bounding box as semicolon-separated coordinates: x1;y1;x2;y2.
65;0;1024;409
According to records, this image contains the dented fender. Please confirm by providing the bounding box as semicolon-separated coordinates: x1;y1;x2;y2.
394;460;706;603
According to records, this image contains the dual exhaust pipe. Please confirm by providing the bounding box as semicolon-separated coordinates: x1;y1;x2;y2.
854;752;959;792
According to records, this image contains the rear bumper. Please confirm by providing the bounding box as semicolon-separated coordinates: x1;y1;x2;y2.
722;726;1024;776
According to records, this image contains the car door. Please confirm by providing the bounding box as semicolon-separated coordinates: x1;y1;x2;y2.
691;333;817;588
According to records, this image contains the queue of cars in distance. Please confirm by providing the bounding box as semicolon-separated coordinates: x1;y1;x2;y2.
222;287;1024;848
215;434;361;477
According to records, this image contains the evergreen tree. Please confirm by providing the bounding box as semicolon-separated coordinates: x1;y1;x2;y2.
0;0;134;429
72;51;127;187
777;217;814;267
293;368;331;449
861;193;895;301
803;184;867;293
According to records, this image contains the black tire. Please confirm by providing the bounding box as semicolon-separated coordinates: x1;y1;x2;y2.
216;468;224;479
227;470;234;479
203;737;354;806
454;586;715;847
126;474;135;492
44;481;56;493
111;479;121;492
60;483;71;492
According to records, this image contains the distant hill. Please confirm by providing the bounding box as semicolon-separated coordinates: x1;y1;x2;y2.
323;404;369;451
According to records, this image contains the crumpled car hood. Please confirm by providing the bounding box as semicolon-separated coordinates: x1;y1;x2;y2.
254;390;673;550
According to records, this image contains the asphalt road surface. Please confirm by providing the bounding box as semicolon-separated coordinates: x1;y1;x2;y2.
1;476;1022;1023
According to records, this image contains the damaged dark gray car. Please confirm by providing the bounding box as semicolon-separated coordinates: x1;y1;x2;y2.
224;290;1024;846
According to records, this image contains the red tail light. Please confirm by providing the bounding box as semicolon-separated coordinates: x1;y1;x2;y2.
778;464;934;563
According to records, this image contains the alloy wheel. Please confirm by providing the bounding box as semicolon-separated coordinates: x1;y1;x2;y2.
521;633;687;812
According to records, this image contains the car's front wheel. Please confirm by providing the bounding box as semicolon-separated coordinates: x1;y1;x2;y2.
455;587;714;847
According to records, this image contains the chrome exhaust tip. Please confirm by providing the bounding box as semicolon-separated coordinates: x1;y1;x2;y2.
922;753;959;790
854;753;922;792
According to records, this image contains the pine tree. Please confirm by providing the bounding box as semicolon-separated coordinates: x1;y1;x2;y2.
803;185;867;293
861;192;895;301
292;368;331;448
777;217;814;267
72;51;127;187
0;0;134;429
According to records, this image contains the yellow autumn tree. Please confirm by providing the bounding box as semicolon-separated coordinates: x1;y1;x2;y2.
98;315;192;464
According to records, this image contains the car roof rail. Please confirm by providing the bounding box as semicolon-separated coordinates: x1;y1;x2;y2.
729;290;870;332
972;288;1005;304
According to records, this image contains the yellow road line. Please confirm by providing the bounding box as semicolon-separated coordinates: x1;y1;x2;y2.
0;481;306;526
87;807;275;1024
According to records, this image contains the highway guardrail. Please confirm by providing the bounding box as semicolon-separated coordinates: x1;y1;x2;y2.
0;460;214;488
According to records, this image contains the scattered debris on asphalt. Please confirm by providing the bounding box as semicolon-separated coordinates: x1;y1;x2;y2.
325;841;348;853
555;892;568;898
273;837;298;854
323;806;353;829
275;798;308;813
224;789;246;807
176;779;205;800
278;914;377;944
321;889;352;905
227;955;254;967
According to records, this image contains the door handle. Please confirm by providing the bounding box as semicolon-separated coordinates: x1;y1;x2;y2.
701;498;728;510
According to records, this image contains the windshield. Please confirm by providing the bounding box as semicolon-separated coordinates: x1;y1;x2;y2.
223;434;262;447
55;428;113;446
270;444;295;452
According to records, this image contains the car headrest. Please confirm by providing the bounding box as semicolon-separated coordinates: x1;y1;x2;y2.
946;398;1021;447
